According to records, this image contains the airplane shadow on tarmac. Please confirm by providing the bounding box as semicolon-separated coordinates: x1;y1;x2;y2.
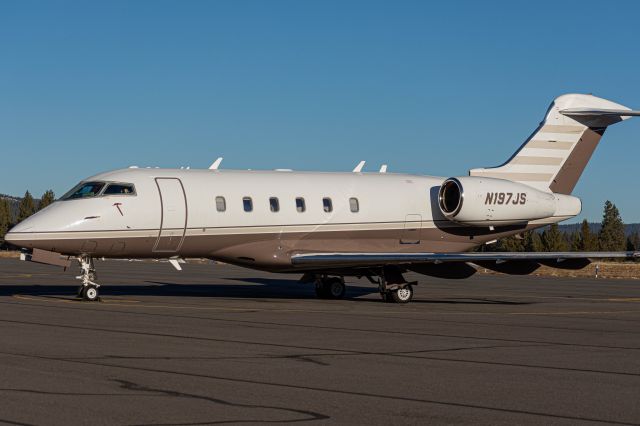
0;276;533;305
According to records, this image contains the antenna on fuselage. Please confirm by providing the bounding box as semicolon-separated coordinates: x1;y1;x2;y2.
379;164;388;173
209;157;223;170
352;160;366;173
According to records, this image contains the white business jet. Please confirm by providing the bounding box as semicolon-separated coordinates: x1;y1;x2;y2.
5;94;640;303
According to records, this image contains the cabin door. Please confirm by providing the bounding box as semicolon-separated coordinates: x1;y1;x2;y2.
400;214;422;244
153;178;187;252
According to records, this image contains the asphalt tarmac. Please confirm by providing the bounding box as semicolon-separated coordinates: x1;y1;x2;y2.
0;258;639;425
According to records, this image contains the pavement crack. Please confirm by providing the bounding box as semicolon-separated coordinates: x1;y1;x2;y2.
1;350;637;425
114;379;330;425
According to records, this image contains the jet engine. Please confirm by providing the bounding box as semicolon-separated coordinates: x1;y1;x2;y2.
437;176;580;226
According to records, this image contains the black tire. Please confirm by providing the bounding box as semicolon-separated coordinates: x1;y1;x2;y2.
325;277;346;299
315;281;329;299
390;285;413;304
83;285;99;302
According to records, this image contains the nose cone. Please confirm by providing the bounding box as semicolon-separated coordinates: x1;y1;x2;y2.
3;230;18;245
3;204;60;249
4;216;42;248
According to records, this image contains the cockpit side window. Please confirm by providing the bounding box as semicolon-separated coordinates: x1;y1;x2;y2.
103;183;136;196
61;182;106;200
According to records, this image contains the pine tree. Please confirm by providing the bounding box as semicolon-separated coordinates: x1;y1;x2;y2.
17;191;36;223
38;190;55;211
598;200;626;251
627;231;640;251
576;219;597;251
0;198;12;242
523;230;543;252
496;235;524;252
570;231;581;251
541;223;568;252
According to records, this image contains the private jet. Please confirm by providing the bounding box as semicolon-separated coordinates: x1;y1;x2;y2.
6;94;640;303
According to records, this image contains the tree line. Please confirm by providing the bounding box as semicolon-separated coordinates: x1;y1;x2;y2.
0;190;55;245
1;192;639;252
485;200;640;252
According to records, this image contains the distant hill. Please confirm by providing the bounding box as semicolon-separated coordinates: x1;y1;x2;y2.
558;223;640;237
0;194;23;219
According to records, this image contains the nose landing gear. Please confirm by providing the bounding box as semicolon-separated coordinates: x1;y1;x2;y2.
76;255;100;301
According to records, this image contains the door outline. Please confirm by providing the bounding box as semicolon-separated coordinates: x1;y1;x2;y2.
153;178;188;252
400;214;422;244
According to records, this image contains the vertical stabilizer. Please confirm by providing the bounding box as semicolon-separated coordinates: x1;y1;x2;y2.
470;94;636;194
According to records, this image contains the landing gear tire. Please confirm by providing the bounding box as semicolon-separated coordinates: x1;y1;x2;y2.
390;285;413;304
315;277;346;300
82;285;99;302
315;281;329;299
326;277;346;299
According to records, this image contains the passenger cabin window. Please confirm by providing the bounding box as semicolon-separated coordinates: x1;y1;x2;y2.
103;183;136;196
295;197;306;213
269;197;280;212
61;182;106;200
243;197;253;212
323;197;333;213
215;196;226;212
349;197;359;213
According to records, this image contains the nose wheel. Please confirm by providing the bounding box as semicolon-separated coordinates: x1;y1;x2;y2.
78;284;100;301
76;255;101;301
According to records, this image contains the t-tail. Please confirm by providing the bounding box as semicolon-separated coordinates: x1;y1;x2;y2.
470;94;640;194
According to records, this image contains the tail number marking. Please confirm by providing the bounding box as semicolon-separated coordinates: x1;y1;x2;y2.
485;192;526;205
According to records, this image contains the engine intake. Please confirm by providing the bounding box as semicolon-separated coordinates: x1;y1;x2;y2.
437;176;580;226
438;178;463;216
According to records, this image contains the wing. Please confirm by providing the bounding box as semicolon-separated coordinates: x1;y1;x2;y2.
291;251;640;269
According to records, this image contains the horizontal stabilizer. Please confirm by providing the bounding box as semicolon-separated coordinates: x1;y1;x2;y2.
560;107;640;127
560;108;640;117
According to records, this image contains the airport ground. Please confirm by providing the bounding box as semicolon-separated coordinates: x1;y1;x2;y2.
0;259;639;425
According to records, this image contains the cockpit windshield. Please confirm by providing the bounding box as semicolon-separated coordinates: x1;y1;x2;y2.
103;183;135;195
61;182;106;200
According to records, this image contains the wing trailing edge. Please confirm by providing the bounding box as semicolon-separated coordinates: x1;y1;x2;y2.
291;251;640;268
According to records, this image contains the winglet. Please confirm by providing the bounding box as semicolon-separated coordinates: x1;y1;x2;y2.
209;157;223;170
379;164;388;173
352;161;366;173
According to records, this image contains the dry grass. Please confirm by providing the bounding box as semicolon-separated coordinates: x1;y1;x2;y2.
477;261;640;280
0;250;21;258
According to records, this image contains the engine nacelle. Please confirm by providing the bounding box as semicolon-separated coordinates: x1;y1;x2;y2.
437;176;580;226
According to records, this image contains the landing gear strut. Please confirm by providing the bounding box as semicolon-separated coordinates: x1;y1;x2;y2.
314;276;346;299
76;255;100;301
376;267;416;304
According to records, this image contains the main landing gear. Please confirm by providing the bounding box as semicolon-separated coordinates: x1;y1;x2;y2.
307;268;416;304
314;276;347;299
372;267;416;304
76;255;100;301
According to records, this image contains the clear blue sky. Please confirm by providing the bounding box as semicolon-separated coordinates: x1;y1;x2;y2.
1;0;639;223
